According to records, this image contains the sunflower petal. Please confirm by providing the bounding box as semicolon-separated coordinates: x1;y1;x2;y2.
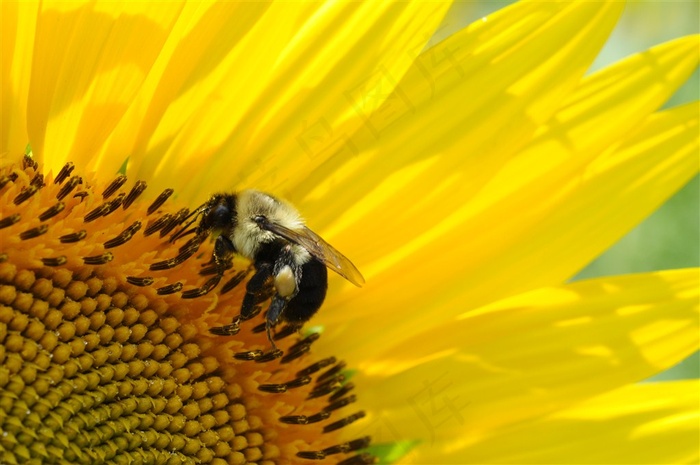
298;0;624;229
323;76;698;350
2;2;38;158
103;1;451;201
353;269;698;444
24;2;184;173
410;380;700;464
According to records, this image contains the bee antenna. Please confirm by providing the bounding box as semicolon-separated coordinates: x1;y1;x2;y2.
170;203;207;242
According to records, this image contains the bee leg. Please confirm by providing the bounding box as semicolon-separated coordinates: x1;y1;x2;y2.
208;238;248;337
264;295;290;352
240;263;273;320
213;235;235;274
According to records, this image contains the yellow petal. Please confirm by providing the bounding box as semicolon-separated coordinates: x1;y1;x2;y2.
321;99;698;358
411;380;700;464
352;269;698;444
97;1;450;201
23;2;184;173
2;2;38;158
299;1;624;232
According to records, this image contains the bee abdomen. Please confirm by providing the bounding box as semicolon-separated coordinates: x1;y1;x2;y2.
284;259;327;324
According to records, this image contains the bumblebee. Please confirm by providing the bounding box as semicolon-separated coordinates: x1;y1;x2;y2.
181;190;364;349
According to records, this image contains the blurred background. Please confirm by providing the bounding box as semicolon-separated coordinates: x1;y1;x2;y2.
442;1;700;380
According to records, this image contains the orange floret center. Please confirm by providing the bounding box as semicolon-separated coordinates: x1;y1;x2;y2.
0;155;373;465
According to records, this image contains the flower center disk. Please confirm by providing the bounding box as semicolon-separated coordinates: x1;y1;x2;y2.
0;156;374;464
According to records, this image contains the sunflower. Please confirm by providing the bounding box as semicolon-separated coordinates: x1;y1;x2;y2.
2;1;698;464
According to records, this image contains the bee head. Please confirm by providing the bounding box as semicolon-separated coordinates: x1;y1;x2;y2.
197;194;237;235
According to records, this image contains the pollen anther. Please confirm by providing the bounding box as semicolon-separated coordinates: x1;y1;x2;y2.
254;349;283;363
156;282;183;295
279;411;330;425
82;252;114;265
322;411;366;433
13;185;39;205
41;256;68;266
59;230;87;243
103;221;142;248
102;175;127;198
56;176;82;200
39;201;66;221
148;188;174;215
54;162;75;184
20;224;49;240
122;181;147;210
126;276;154;287
83;203;110;222
0;214;21;229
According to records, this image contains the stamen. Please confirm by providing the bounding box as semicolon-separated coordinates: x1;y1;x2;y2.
284;376;312;389
22;154;38;170
54;162;75;184
159;208;189;237
279;411;330;425
199;260;235;276
297;451;327;460
322;411;366;433
30;172;44;188
82;252;114;265
40;256;67;266
251;322;267;334
156;282;183;295
13;185;39;205
83;202;111;222
147;188;174;215
258;383;288;394
122;180;147;209
329;382;355;402
59;230;87;243
317;361;347;384
56;175;82;200
150;235;201;271
308;375;345;400
297;436;372;460
20;224;49;240
181;274;222;299
234;350;263;361
169;208;203;243
144;214;172;236
280;344;311;364
179;234;203;253
297;357;337;378
273;324;301;341
39;201;65;221
102;192;125;216
323;395;357;413
126;276;154;287
0;172;19;190
323;437;371;455
255;349;283;363
0;213;21;229
102;175;127;198
103;221;142;248
220;269;250;294
209;322;241;336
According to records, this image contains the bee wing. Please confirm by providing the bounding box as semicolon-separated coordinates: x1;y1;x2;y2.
260;222;365;287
